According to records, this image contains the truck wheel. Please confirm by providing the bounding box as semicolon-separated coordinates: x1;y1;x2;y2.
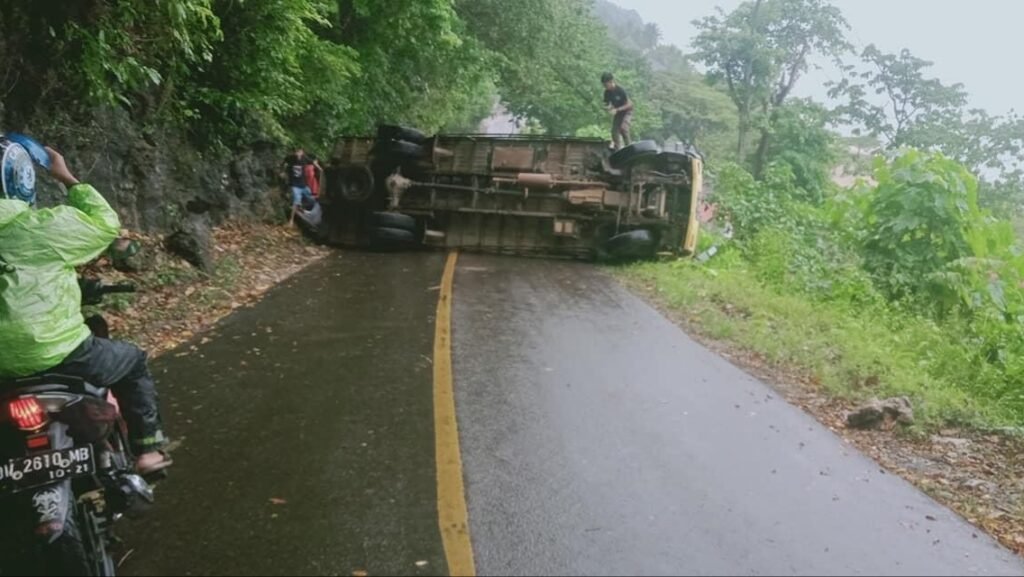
609;141;660;169
372;212;417;232
337;166;375;203
377;125;428;145
605;229;657;261
369;226;418;251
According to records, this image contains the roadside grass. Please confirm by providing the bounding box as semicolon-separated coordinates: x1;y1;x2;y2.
615;257;1012;431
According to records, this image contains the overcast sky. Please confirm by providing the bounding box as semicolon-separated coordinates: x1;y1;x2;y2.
611;0;1020;116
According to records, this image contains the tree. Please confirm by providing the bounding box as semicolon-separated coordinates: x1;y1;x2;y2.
831;46;1024;214
763;99;836;202
0;0;221;123
828;45;967;149
691;0;849;176
458;0;620;135
858;150;984;302
646;65;738;160
189;0;357;148
331;0;495;134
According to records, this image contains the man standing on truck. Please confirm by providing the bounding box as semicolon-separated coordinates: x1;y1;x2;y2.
602;72;634;150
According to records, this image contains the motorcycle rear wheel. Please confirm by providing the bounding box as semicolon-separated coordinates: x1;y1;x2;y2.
0;503;113;577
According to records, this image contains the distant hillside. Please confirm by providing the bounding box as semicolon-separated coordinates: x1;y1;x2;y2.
593;0;661;56
593;1;699;77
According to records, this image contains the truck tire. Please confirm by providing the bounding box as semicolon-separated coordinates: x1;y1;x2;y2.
605;229;657;260
372;211;417;232
377;125;428;145
369;226;418;251
337;166;375;203
609;140;660;169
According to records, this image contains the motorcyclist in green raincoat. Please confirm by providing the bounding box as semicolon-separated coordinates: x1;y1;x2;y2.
0;143;170;474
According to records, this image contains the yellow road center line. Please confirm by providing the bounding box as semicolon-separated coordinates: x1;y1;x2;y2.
434;251;476;577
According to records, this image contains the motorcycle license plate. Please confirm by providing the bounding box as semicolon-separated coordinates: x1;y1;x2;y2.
0;447;95;495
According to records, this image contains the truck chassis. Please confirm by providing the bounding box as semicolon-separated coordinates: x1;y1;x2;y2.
321;126;704;260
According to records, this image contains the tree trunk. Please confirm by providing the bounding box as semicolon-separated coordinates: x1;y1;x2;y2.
753;105;779;179
336;0;358;39
736;116;749;162
753;126;770;179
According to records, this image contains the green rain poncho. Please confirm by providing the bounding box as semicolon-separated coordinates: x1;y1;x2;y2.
0;184;120;378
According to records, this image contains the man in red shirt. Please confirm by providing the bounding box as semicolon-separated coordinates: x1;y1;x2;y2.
283;147;323;208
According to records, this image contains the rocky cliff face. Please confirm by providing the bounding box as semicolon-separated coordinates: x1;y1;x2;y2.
14;106;296;270
32;108;287;233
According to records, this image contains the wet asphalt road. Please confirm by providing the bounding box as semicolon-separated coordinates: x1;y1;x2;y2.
122;252;449;576
452;254;1024;576
120;251;1024;576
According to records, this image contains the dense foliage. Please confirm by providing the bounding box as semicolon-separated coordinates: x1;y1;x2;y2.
830;44;1024;216
705;148;1024;423
0;0;693;155
0;0;747;158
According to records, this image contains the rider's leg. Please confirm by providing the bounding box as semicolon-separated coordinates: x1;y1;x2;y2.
47;336;168;467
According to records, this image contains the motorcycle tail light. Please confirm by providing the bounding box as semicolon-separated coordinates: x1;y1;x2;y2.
8;396;48;431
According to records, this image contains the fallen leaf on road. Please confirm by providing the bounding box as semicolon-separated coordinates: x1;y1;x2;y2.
352;571;368;577
269;498;287;505
117;549;135;568
415;561;428;568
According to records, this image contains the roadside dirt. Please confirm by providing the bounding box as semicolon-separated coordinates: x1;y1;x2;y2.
81;222;329;358
621;275;1024;557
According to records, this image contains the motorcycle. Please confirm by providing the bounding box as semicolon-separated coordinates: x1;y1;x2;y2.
0;279;160;576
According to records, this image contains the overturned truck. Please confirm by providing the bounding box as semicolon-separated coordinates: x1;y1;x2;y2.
320;126;704;260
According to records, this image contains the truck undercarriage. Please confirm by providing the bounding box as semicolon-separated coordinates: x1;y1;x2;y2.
320;126;704;260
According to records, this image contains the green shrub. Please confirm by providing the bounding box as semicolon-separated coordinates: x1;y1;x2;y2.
663;151;1024;426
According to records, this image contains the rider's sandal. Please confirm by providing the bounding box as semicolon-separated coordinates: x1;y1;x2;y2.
136;451;174;476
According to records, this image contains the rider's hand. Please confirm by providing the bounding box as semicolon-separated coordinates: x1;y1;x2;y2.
45;147;80;187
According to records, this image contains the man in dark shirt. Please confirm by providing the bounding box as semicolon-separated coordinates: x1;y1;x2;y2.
602;72;634;150
282;147;322;209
